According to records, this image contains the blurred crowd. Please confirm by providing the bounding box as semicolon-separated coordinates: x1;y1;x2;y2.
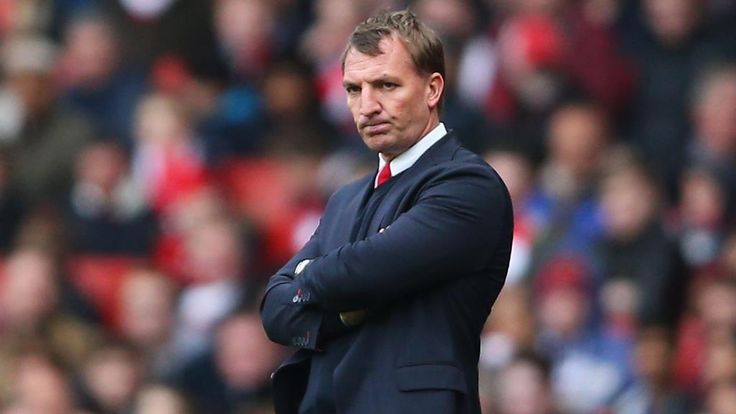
0;0;734;413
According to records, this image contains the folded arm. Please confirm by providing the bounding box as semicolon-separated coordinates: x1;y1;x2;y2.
260;225;351;350
298;165;510;312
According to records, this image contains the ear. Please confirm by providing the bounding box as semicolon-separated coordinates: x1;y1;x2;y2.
426;72;444;109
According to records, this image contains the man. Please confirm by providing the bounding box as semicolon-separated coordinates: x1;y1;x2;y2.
1;35;96;206
261;10;513;414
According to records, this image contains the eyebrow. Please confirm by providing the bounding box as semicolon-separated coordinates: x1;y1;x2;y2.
342;75;400;88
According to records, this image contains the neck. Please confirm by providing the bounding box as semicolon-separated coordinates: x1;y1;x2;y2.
421;113;440;141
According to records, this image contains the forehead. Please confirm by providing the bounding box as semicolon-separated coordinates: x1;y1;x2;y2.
343;36;417;81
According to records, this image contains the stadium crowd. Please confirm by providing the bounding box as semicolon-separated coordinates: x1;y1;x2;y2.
0;0;735;413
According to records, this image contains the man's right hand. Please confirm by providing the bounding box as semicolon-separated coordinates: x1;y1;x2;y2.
296;258;368;327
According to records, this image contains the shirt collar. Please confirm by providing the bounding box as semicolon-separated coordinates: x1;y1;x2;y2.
376;122;447;183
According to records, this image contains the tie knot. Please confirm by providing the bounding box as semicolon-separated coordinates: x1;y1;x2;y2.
375;163;392;188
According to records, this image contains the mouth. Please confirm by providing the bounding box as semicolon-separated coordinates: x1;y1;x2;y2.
360;121;391;136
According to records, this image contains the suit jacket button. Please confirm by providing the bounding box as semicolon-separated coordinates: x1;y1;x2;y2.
295;259;312;275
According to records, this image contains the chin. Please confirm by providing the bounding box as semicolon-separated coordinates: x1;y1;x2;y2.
362;134;395;153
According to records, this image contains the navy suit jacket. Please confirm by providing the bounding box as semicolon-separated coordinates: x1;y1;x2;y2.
261;133;513;414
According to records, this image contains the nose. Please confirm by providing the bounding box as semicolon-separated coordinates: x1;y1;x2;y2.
359;87;381;117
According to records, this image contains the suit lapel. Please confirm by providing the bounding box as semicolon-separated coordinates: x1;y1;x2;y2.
407;131;460;174
358;132;462;238
348;177;376;242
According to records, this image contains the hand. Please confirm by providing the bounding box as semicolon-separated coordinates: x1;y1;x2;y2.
295;259;367;326
339;309;368;327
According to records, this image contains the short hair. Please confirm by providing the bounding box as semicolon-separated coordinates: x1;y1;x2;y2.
341;10;445;81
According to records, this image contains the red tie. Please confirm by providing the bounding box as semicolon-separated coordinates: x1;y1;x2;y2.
376;163;392;187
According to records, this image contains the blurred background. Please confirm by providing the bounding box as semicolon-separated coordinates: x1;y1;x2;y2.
0;0;734;413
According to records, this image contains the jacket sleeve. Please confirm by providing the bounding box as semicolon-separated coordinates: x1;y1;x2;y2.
298;164;512;312
260;222;351;350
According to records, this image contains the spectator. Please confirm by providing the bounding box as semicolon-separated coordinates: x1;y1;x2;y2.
485;150;536;284
564;0;636;118
414;0;494;154
0;247;102;373
441;36;495;154
0;35;95;206
173;312;281;413
101;0;220;73
491;352;557;414
171;217;251;362
673;278;736;393
599;277;640;337
130;92;209;214
78;340;143;414
464;0;636;122
117;269;179;380
482;13;577;161
481;285;536;370
484;149;535;211
413;0;480;43
152;186;230;281
301;0;366;135
596;148;686;326
526;102;608;270
188;0;287;161
612;326;694;414
0;0;64;39
623;0;729;195
132;384;189;414
64;141;157;256
259;58;338;157
676;167;730;272
534;254;634;414
705;380;736;414
2;349;79;414
195;73;264;160
58;11;148;148
212;0;276;82
687;64;736;212
702;331;736;392
11;203;77;264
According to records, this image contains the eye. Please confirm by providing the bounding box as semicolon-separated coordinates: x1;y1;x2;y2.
382;82;398;90
345;85;360;94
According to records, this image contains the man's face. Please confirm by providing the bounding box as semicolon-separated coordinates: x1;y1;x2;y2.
343;35;442;160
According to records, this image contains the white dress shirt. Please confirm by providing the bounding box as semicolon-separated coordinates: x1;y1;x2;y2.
375;122;448;187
